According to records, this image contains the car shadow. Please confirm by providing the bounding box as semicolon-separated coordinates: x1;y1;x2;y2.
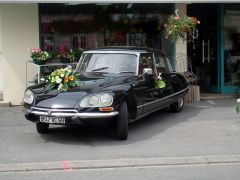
39;103;206;145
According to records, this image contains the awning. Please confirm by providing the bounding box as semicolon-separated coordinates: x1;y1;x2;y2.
0;0;239;3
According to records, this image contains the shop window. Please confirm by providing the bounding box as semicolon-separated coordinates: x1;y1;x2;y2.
224;5;240;86
39;3;172;56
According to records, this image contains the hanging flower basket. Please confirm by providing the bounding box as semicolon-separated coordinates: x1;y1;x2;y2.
165;10;200;42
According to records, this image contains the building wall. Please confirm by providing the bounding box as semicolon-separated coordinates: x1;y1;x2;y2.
0;4;39;105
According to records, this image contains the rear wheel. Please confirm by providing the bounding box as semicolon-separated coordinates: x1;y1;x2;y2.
36;122;49;134
170;96;184;113
116;101;128;140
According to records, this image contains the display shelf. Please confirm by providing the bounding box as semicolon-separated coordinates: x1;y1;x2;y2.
25;61;78;87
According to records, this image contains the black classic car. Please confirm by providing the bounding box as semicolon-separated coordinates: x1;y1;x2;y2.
23;47;188;140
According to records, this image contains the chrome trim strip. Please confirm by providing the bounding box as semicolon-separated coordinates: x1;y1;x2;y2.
27;109;119;119
31;107;78;113
137;87;188;109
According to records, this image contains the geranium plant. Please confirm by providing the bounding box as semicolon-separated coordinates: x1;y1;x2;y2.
42;66;81;92
30;48;50;64
165;10;200;42
57;45;75;63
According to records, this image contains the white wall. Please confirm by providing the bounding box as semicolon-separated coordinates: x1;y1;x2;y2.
0;11;2;93
0;4;39;105
0;57;2;92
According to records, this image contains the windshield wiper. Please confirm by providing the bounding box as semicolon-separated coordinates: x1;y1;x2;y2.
120;71;135;74
91;67;109;72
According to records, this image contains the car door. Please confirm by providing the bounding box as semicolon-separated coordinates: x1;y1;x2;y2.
153;52;175;108
136;53;159;114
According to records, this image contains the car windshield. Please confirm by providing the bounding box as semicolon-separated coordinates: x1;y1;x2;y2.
76;53;138;74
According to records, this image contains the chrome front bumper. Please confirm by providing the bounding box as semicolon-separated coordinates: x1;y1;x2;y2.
24;107;119;119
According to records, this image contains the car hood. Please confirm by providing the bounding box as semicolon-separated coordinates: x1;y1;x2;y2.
32;72;134;108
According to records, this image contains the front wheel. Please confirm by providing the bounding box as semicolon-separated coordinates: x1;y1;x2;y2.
36;122;49;134
170;96;184;113
116;101;129;140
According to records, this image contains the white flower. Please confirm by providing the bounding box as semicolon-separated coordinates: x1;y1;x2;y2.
237;98;240;104
60;73;64;78
55;76;62;84
58;83;63;90
40;77;45;81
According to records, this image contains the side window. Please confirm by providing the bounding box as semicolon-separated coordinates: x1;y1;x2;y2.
138;53;154;74
154;53;168;73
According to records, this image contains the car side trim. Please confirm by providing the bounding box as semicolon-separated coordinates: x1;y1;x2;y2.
137;87;188;109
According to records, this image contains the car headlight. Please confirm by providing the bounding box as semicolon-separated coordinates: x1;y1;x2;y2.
23;89;34;104
80;93;113;107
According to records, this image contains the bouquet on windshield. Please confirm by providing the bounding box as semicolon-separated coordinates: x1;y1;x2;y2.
41;66;81;92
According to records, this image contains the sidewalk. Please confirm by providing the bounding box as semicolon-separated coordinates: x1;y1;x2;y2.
0;98;239;170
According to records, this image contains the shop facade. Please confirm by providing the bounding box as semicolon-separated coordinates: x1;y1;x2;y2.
188;3;240;94
0;2;239;105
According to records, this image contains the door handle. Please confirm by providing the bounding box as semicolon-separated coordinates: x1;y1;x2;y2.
202;40;205;63
207;40;210;63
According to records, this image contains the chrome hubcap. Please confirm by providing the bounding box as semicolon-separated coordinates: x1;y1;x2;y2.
178;97;184;107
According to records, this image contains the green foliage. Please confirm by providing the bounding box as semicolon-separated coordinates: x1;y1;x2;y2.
165;14;200;42
42;66;81;92
155;78;166;89
30;48;50;61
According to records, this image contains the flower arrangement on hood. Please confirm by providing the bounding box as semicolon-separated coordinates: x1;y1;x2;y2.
165;9;200;42
41;66;81;92
30;48;50;61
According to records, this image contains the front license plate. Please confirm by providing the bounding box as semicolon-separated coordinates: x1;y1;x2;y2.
40;116;65;124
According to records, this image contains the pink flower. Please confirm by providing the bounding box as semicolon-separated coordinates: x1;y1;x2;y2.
175;16;179;20
32;48;41;53
197;21;200;24
58;45;67;52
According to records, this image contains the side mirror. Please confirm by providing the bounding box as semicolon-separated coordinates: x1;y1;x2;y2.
143;68;153;75
136;68;153;81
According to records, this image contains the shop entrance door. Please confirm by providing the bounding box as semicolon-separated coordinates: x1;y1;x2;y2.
188;4;220;93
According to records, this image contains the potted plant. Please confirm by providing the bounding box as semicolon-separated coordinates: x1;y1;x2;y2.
56;45;75;63
73;48;83;62
165;10;200;42
29;48;50;65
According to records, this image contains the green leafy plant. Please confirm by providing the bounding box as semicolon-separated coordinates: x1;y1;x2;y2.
165;10;200;42
73;48;83;61
41;66;81;92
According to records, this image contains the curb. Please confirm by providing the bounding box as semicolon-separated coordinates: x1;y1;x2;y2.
1;155;240;173
0;101;11;107
200;95;234;100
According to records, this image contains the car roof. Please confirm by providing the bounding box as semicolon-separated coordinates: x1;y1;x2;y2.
84;46;164;54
